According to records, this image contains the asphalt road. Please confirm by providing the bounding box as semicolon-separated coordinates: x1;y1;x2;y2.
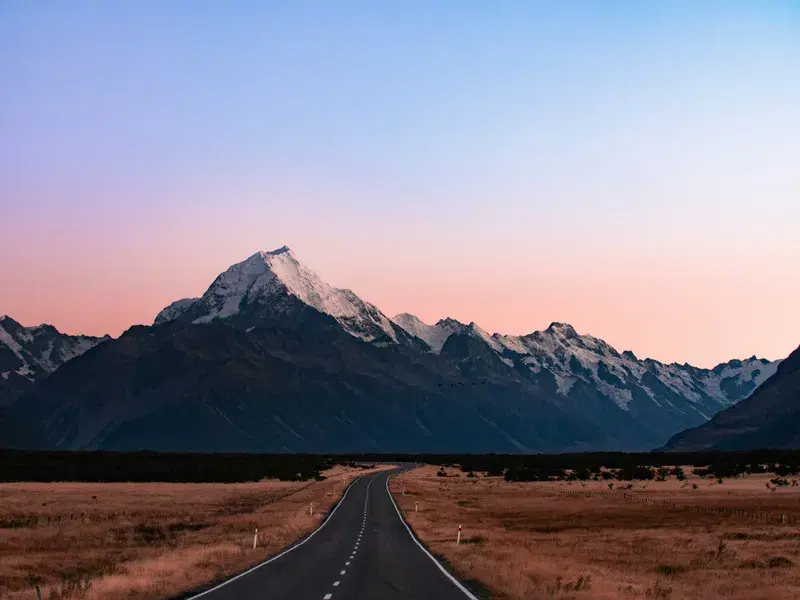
188;467;478;600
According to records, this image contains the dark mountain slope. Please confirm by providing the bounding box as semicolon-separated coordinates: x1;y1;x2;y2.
10;320;659;453
663;344;800;451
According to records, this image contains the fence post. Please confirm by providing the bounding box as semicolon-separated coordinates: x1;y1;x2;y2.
310;503;314;516
457;524;462;545
253;528;259;549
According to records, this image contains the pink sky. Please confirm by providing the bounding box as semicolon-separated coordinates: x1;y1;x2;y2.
2;2;799;369
2;220;798;369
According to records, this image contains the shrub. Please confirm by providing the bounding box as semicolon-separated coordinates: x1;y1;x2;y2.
768;556;794;568
655;467;670;482
655;565;683;576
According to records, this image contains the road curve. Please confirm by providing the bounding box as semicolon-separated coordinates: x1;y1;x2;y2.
186;467;478;600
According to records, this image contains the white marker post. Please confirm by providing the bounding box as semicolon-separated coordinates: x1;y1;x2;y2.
310;502;314;516
415;502;418;512
457;524;462;545
253;528;259;549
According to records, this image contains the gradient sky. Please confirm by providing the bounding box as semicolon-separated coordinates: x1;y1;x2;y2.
1;1;799;367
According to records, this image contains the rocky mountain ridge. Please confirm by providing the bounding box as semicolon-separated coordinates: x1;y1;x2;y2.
0;246;786;452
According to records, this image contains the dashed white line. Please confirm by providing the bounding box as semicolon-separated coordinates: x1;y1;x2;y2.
341;569;346;574
184;475;364;600
323;594;332;600
346;561;350;566
333;581;340;587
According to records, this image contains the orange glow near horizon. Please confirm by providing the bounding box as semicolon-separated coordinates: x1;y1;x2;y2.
2;233;797;369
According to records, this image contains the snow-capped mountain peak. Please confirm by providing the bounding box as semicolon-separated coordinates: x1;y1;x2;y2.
391;314;781;418
391;314;469;352
0;315;108;404
546;322;579;338
154;247;409;345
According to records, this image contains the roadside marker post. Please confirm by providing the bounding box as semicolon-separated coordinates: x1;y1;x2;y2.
310;502;314;516
457;524;462;545
415;502;418;512
34;585;42;600
253;528;259;549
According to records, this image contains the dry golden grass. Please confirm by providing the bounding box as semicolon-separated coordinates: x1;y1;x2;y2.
391;466;800;600
1;465;388;600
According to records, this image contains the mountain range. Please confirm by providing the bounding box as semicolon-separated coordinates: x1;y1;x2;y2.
0;246;789;453
0;316;108;406
662;343;800;451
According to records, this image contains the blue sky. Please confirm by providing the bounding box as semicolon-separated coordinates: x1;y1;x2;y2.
1;1;799;366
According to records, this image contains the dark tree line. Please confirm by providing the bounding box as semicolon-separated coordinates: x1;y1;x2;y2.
0;450;336;483
4;449;800;483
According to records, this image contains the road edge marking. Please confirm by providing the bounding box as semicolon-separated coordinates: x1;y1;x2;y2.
184;473;368;599
385;472;480;600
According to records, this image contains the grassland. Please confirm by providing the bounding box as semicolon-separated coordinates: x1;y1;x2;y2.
1;465;385;600
391;466;800;600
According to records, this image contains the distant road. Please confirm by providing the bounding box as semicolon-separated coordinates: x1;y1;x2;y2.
186;467;479;600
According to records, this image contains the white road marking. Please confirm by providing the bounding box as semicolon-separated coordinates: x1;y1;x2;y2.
333;581;340;587
324;594;332;600
184;475;366;600
346;561;350;566
341;569;346;574
386;472;480;600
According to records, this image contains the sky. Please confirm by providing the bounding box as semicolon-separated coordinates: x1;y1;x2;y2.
1;1;799;367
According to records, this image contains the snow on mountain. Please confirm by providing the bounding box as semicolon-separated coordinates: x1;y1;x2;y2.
392;314;468;352
0;315;109;405
151;246;780;422
393;314;781;414
391;314;508;354
153;298;200;326
0;316;109;379
492;322;779;411
154;246;410;345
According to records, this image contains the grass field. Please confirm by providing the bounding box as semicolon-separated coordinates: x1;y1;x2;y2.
391;466;800;600
1;465;385;600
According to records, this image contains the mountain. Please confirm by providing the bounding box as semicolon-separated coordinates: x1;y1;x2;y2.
0;248;784;453
12;320;634;453
662;344;800;451
393;314;779;435
154;246;426;349
392;314;472;352
0;316;108;406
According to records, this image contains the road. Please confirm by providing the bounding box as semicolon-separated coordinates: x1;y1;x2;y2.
187;467;478;600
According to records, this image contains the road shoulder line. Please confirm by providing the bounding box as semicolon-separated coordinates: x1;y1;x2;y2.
385;472;480;600
183;473;368;600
